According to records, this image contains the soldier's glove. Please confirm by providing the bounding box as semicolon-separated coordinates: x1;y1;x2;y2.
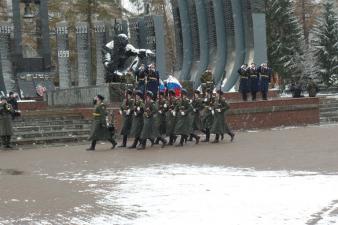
216;109;221;113
211;110;215;115
158;110;162;114
172;111;176;116
204;98;208;102
137;106;141;111
193;109;197;113
189;99;193;104
181;111;185;116
164;104;168;108
126;109;131;115
134;111;137;116
209;107;212;111
119;110;123;115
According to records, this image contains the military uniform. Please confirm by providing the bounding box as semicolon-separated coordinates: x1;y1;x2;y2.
166;90;178;145
200;91;214;142
200;69;215;93
87;96;117;150
238;65;249;101
258;64;272;100
174;89;192;146
0;101;14;149
248;64;259;101
210;93;234;143
307;80;319;97
129;91;145;148
139;91;157;149
188;90;203;144
135;66;147;95
121;71;136;88
146;67;160;98
119;90;134;147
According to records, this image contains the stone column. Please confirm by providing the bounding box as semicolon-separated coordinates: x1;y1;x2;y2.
0;22;16;94
76;22;91;87
56;22;71;89
94;21;106;85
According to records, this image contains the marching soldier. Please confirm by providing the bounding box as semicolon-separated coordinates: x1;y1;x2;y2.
189;89;203;144
87;95;117;151
200;67;215;94
210;90;235;143
119;89;134;148
138;91;158;150
248;63;259;101
155;91;168;146
174;89;191;147
0;96;14;149
121;69;136;88
135;64;147;95
258;63;272;100
238;64;249;101
129;90;144;148
200;89;214;142
166;89;178;145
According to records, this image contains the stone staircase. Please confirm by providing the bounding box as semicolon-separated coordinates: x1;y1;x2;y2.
319;96;338;124
12;111;92;146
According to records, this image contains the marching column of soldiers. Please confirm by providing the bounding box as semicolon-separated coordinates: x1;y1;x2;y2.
91;65;235;151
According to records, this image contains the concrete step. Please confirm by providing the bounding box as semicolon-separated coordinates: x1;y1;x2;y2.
319;111;338;117
12;135;89;145
13;120;92;127
15;116;84;122
320;116;338;123
319;107;338;112
13;124;91;133
13;129;90;139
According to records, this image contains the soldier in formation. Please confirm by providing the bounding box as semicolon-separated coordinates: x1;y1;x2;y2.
0;96;14;149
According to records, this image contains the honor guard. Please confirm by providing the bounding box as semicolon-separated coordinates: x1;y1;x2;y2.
201;89;214;142
200;67;215;94
135;64;147;95
248;63;259;101
189;89;203;144
166;89;178;145
210;90;235;143
146;64;160;99
258;63;272;100
129;90;145;148
0;96;14;149
87;95;117;151
174;89;192;147
119;89;134;148
238;64;250;101
154;91;168;147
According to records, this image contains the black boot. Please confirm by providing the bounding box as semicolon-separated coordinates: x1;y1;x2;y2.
154;137;160;145
191;134;200;144
86;140;96;151
137;139;146;150
128;138;139;149
118;135;128;147
110;139;117;149
1;136;6;148
202;129;210;142
188;134;193;142
159;137;167;148
212;134;220;143
176;135;185;147
150;138;155;147
220;134;224;140
229;132;235;142
5;136;12;148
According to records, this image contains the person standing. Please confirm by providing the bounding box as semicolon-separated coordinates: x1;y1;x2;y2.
146;64;160;99
129;90;145;148
248;63;259;101
166;89;178;145
154;91;168;146
87;95;117;151
0;96;14;149
189;89;203;144
119;89;134;148
238;64;249;101
306;78;319;97
135;64;147;95
210;90;235;143
258;63;272;100
174;89;191;147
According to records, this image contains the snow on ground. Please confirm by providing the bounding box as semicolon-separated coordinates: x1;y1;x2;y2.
2;165;338;225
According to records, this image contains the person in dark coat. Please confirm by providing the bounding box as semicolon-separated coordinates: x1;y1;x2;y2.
210;90;235;143
189;89;202;144
174;89;192;147
238;64;249;101
258;63;272;100
135;64;147;95
87;95;117;151
201;89;214;142
166;89;178;145
248;63;259;101
154;91;168;146
0;96;14;149
138;91;158;150
306;78;319;97
129;90;145;148
119;89;134;147
146;64;160;99
7;92;20;120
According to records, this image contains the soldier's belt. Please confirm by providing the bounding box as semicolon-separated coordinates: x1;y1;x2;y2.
250;75;258;78
149;77;157;80
240;76;248;79
138;78;145;81
260;75;269;78
92;113;101;116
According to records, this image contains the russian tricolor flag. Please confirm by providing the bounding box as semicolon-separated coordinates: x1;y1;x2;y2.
165;75;182;96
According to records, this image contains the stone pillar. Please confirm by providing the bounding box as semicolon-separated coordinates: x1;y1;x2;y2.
76;22;92;87
56;22;71;89
94;21;106;85
0;22;16;94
